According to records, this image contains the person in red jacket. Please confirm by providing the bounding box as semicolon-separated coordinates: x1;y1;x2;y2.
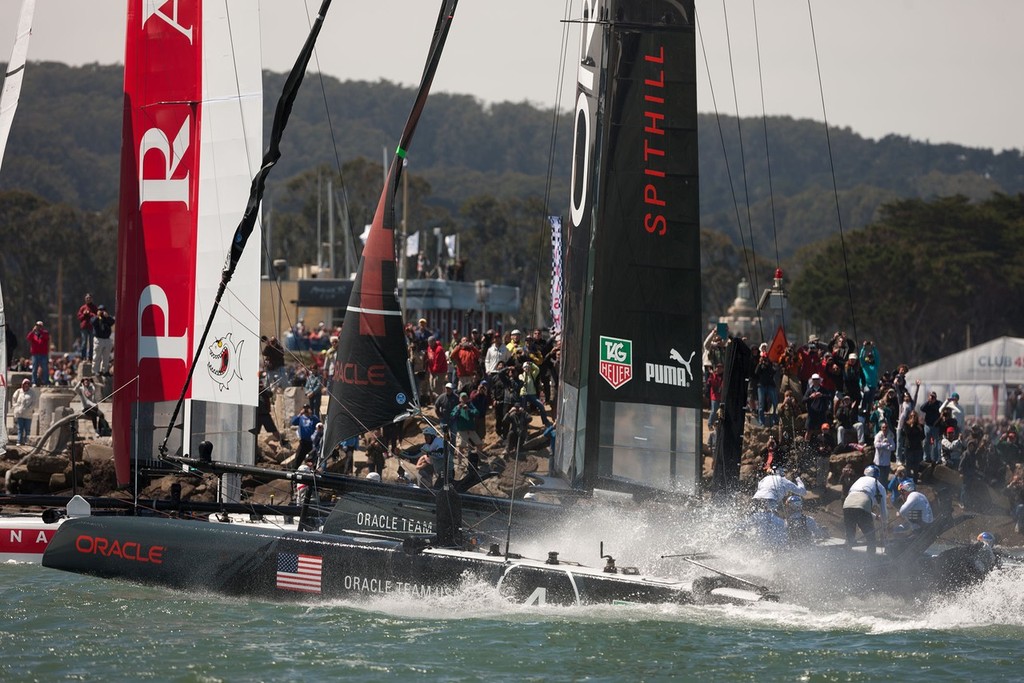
449;336;480;391
425;336;449;402
76;293;98;361
707;362;724;430
27;320;51;385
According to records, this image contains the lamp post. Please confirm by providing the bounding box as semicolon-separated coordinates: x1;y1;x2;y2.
475;279;491;331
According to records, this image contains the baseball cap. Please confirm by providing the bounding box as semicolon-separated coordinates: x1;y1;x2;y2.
444;382;453;389
810;373;821;380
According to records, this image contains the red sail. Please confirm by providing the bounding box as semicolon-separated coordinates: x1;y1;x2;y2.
114;0;264;485
323;0;460;449
113;0;202;485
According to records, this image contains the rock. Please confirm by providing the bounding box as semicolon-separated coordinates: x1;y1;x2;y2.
81;441;114;465
49;473;70;491
23;453;70;475
7;463;53;483
829;451;868;480
33;388;75;437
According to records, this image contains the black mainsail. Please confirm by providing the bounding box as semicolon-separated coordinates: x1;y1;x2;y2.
324;0;460;448
555;0;702;494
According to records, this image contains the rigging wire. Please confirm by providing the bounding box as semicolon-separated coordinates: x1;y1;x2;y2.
257;0;355;348
749;0;787;334
303;0;357;278
534;0;575;329
806;0;858;340
695;9;759;319
721;0;764;342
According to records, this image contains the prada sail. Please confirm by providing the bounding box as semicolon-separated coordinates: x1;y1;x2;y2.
113;0;263;485
555;0;701;494
324;0;460;449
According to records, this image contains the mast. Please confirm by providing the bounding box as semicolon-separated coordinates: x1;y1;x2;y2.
323;0;461;449
554;0;702;495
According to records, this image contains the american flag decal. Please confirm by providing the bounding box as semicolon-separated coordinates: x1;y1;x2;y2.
276;552;323;593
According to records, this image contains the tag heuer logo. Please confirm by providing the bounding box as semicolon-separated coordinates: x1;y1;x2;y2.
599;336;632;389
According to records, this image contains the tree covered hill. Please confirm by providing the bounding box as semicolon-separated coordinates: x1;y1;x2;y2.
3;62;1024;365
2;61;1022;253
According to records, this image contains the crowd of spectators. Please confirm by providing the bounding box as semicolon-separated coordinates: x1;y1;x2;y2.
712;329;1024;511
259;317;560;486
705;329;1024;527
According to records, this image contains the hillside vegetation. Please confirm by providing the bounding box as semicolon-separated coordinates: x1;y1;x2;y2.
2;62;1024;365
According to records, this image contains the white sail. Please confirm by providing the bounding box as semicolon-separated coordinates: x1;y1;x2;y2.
0;275;7;455
0;0;34;452
0;0;35;173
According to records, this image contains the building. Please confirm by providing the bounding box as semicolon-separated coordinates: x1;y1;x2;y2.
260;266;521;342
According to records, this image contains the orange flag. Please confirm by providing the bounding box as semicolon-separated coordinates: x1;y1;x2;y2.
766;325;788;363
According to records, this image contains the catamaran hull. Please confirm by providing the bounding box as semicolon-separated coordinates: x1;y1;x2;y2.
41;516;768;606
323;488;560;542
0;517;60;563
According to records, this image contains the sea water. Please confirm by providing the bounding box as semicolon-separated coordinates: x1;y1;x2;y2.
3;561;1022;682
3;503;1022;682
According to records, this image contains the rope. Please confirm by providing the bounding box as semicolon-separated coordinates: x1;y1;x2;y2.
806;0;858;340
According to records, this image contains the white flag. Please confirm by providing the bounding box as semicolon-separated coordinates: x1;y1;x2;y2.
444;234;457;258
406;231;419;256
359;224;371;245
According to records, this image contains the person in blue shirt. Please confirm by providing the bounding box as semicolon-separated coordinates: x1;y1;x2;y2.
290;404;320;470
303;364;324;417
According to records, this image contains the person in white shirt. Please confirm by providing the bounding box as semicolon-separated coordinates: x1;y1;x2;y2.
940;426;965;467
873;421;896;484
752;468;807;512
11;379;37;445
484;337;510;377
843;465;888;554
895;480;933;533
939;392;964;432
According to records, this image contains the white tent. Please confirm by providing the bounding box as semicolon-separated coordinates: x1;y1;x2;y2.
907;336;1024;420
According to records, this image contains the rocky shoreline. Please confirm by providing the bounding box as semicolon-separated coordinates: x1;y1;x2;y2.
3;389;1020;548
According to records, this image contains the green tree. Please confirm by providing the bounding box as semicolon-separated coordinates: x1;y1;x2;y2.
790;193;1024;365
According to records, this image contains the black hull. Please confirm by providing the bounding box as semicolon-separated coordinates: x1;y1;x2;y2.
169;455;566;541
720;514;998;601
322;488;557;543
41;516;769;607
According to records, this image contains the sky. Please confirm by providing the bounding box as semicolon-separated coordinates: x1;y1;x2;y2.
1;0;1022;153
